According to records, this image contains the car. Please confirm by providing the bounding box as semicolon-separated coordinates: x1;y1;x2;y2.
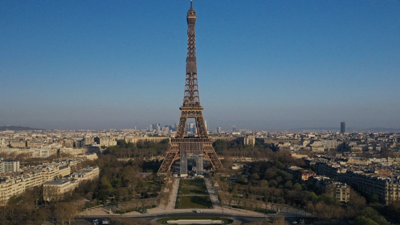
292;221;297;224
194;210;202;213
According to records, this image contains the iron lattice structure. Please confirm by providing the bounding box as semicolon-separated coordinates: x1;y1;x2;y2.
158;2;224;174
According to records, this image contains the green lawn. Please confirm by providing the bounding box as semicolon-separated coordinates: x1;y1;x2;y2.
176;178;212;209
157;217;233;224
178;179;208;195
175;196;212;209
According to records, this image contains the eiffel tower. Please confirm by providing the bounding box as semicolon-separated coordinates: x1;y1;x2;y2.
157;1;224;175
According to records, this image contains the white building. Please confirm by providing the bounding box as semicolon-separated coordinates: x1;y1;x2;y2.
0;159;20;173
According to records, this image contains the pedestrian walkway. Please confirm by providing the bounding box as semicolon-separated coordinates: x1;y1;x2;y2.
204;178;221;210
166;178;180;210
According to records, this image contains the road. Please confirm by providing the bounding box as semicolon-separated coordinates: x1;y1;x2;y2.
77;212;316;225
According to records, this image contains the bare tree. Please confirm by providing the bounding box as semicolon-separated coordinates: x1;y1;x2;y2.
54;202;78;225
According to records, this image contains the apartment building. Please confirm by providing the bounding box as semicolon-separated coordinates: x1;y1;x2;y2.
43;166;99;201
69;166;99;181
0;159;20;173
9;140;26;148
0;176;25;203
331;182;350;202
345;171;400;204
0;160;77;203
43;179;79;201
315;160;400;205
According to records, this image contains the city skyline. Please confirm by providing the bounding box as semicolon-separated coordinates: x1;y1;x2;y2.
1;0;399;131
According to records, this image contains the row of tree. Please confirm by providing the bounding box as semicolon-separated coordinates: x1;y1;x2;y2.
104;139;169;158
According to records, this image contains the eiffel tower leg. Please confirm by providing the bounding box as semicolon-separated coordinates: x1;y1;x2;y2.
180;155;188;175
196;154;203;175
158;144;180;174
204;145;224;172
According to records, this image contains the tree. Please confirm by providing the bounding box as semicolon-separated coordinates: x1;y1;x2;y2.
264;168;276;180
0;204;8;225
213;139;228;154
318;193;339;206
306;202;315;214
232;186;239;198
359;207;390;225
34;208;51;225
250;173;260;181
292;183;302;191
315;202;334;222
347;189;367;217
54;203;67;225
369;194;380;203
284;181;293;189
361;207;378;218
369;215;390;225
237;175;248;184
275;161;283;169
269;180;278;187
259;180;269;188
353;216;379;225
331;205;346;221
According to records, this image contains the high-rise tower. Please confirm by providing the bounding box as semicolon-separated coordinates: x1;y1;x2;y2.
158;2;224;175
340;122;346;134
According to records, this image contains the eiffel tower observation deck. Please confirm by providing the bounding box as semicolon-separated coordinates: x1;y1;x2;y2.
157;1;224;175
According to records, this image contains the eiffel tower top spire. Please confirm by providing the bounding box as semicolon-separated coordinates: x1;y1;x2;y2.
187;1;196;24
183;0;200;108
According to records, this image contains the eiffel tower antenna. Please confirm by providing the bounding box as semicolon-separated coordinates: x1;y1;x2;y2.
158;1;224;175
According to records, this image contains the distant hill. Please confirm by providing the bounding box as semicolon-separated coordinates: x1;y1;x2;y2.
295;127;339;131
364;127;400;132
292;127;400;133
0;126;43;131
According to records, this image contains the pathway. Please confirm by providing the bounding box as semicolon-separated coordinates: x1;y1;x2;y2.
166;178;180;210
204;178;221;211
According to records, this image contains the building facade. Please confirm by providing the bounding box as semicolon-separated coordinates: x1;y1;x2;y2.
0;159;20;173
340;122;346;133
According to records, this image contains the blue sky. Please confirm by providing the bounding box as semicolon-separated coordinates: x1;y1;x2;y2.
0;0;399;131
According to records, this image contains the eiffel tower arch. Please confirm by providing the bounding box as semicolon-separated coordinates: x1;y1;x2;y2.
157;2;224;175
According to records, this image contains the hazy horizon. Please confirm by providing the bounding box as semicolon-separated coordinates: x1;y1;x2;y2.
1;1;399;131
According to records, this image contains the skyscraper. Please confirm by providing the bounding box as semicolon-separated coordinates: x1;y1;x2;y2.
340;122;346;133
217;127;222;134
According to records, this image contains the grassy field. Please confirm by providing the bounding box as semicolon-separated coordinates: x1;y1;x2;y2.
176;178;212;209
157;217;233;224
178;178;208;195
175;196;212;209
